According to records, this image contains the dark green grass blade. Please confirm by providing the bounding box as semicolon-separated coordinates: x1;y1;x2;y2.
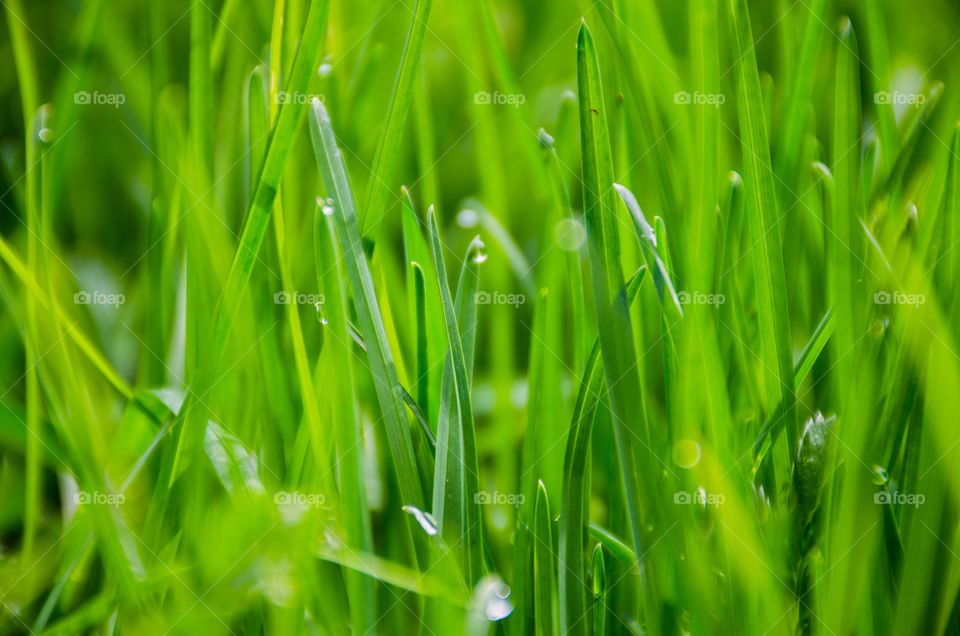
726;0;797;452
360;0;435;249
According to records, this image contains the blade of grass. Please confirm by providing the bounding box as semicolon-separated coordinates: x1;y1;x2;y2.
726;0;797;453
316;207;377;633
533;481;556;636
148;0;331;539
359;0;435;250
309;98;428;557
560;267;645;636
577;19;661;630
426;207;485;584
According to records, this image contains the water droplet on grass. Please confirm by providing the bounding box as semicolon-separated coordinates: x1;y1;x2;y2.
457;208;479;228
402;505;438;536
555;218;586;251
472;576;513;621
672;439;701;468
872;465;889;485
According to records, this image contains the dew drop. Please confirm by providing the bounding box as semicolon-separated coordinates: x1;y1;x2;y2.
872;465;889;486
472;576;513;622
38;128;54;143
457;208;480;228
318;63;333;78
402;505;438;536
672;439;701;468
555;217;586;251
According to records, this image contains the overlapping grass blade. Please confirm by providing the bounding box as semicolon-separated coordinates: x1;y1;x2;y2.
577;18;661;630
426;207;484;584
309;100;428;547
726;0;797;452
559;267;645;636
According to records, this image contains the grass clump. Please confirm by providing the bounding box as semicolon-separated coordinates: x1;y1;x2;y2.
1;0;960;634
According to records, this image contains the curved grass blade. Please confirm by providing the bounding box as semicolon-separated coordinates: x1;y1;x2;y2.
613;183;683;316
360;0;435;249
753;307;835;460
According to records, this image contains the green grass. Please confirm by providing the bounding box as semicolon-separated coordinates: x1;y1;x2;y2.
2;0;960;634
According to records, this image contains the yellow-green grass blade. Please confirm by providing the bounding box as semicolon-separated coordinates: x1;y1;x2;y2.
315;207;377;633
726;0;797;453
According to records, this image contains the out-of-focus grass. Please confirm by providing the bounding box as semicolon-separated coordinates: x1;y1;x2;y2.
1;0;960;634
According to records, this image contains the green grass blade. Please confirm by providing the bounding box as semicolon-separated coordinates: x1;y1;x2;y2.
592;544;607;636
309;98;427;552
426;206;485;584
560;267;645;636
577;19;660;629
359;0;435;249
315;207;377;633
533;481;556;636
726;0;797;452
